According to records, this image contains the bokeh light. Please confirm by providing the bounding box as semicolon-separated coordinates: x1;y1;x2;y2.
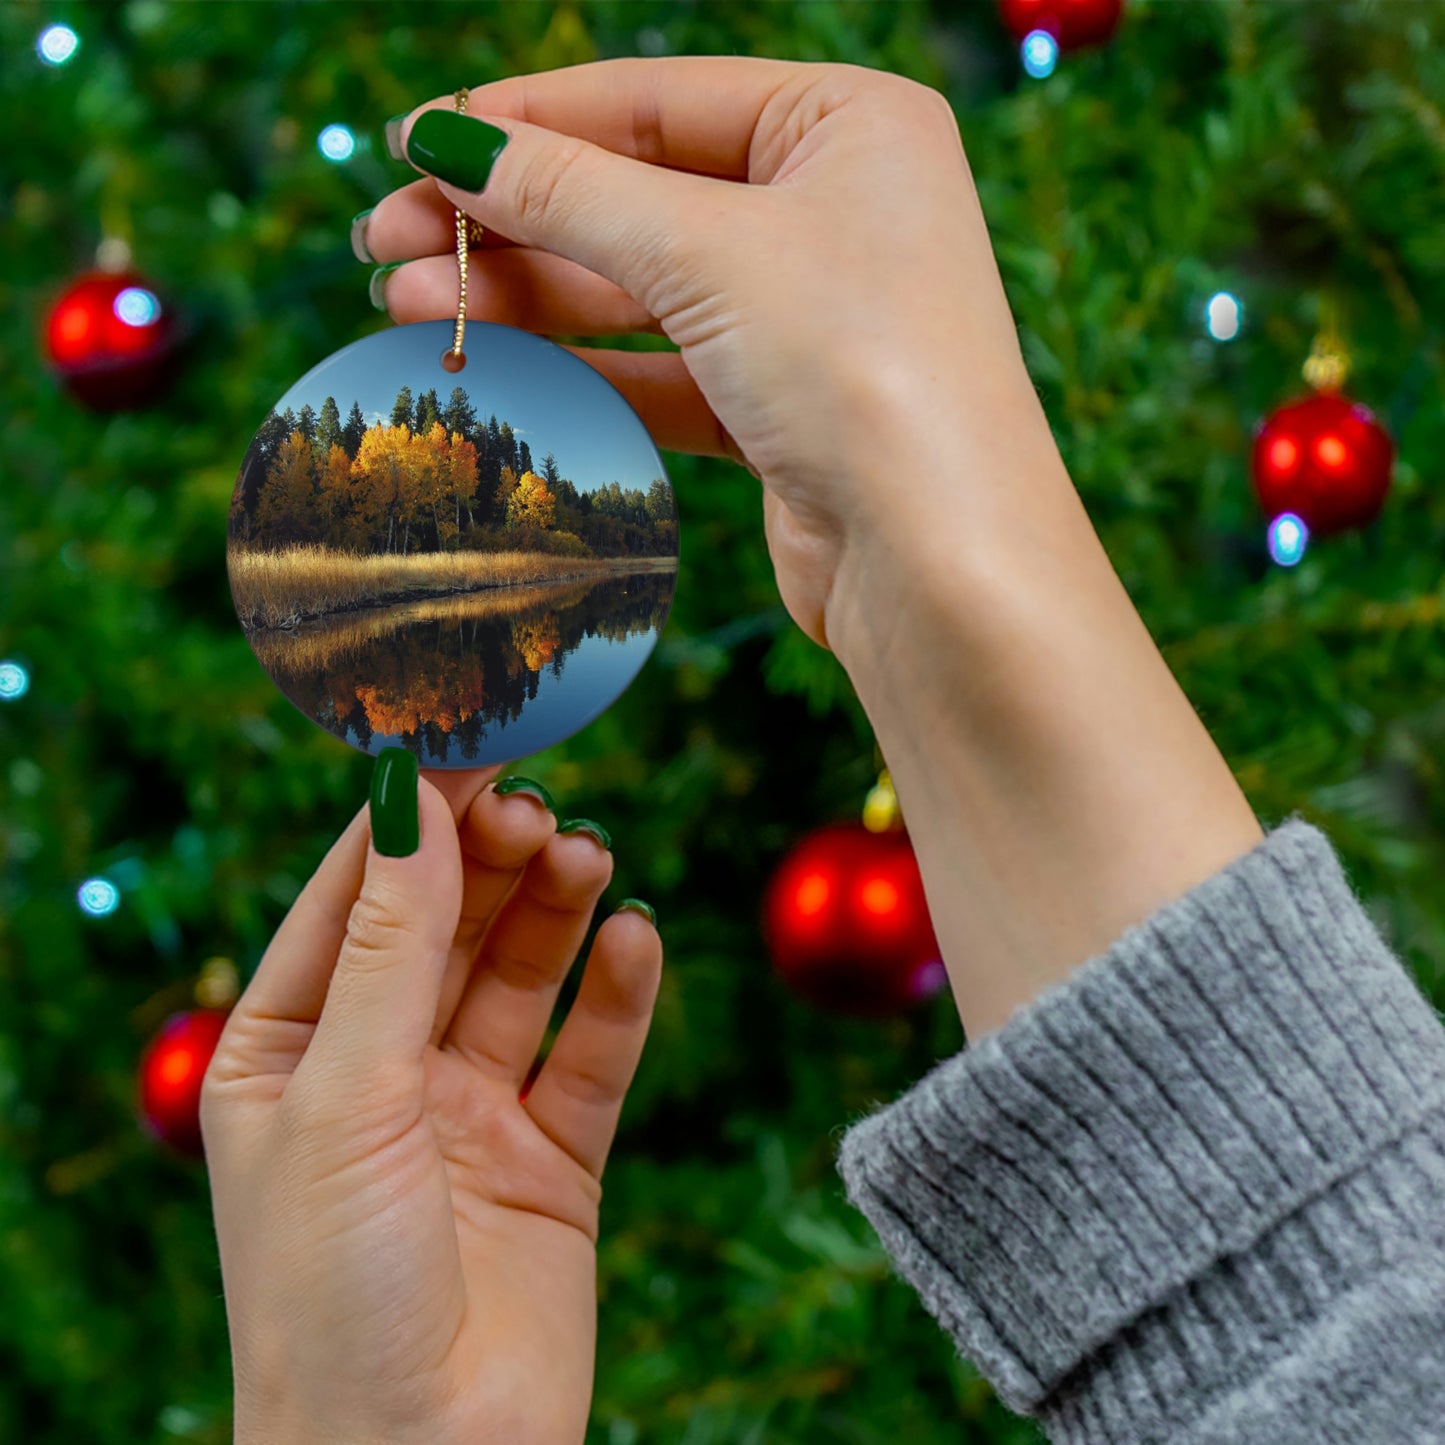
318;124;356;162
114;287;162;328
78;878;121;917
794;872;831;918
1022;30;1059;79
1205;291;1242;341
0;661;29;700
37;24;79;66
1267;512;1309;568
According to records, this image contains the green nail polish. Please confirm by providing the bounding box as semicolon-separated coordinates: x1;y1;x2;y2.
369;261;404;311
494;775;556;812
558;818;612;851
350;208;375;264
370;747;419;857
405;109;510;193
384;113;408;162
617;898;656;926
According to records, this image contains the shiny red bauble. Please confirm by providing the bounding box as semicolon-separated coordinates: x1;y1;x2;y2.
137;1009;230;1157
998;0;1124;49
763;823;946;1017
44;270;180;410
1251;391;1394;538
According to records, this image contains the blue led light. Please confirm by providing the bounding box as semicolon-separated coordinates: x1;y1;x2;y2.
1267;512;1308;568
38;24;79;66
114;287;161;327
78;877;121;917
318;124;356;162
1206;291;1243;342
0;661;28;700
1022;30;1059;79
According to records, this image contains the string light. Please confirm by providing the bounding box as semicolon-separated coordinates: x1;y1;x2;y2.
1267;512;1308;568
37;24;79;66
1022;30;1060;79
113;287;162;328
1205;291;1242;341
318;124;356;162
0;661;29;700
78;878;121;917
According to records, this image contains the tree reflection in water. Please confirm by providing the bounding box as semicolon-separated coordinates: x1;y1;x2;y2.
253;569;673;764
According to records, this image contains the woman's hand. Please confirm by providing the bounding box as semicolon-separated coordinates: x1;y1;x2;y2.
201;759;662;1445
359;60;1264;1044
360;56;1064;660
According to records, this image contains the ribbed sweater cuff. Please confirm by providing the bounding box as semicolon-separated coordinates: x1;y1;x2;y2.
834;815;1445;1428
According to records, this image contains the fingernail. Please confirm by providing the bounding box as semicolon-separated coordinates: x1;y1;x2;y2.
558;818;612;851
350;208;375;264
369;261;404;311
493;774;556;813
616;898;656;926
384;113;409;162
370;747;419;857
405;109;510;193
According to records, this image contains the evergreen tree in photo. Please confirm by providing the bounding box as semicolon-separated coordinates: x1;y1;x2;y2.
541;450;561;488
517;438;533;478
390;385;415;430
342;399;367;457
442;385;477;442
296;402;318;445
645;478;675;522
415;387;441;435
314;395;343;457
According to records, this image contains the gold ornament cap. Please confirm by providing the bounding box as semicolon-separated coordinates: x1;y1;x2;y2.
863;768;902;833
1303;296;1350;392
194;956;240;1010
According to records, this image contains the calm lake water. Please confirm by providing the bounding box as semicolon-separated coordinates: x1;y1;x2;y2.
252;567;674;766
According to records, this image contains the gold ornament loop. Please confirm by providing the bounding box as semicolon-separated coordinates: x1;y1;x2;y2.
443;88;486;371
863;767;902;833
194;955;240;1010
1303;294;1350;393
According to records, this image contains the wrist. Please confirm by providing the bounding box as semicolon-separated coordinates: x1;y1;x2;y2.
823;391;1262;1040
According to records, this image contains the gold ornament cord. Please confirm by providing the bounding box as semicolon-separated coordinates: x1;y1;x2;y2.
445;87;485;370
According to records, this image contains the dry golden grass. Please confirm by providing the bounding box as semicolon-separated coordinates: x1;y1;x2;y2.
229;543;674;629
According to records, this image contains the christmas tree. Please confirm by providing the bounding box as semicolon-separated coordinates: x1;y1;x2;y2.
2;3;1443;1442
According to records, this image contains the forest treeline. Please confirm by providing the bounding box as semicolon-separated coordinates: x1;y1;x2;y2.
230;385;678;559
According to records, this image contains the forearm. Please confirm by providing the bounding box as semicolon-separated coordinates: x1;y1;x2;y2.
827;377;1263;1041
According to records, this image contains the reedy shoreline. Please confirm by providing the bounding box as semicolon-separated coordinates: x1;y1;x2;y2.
229;542;676;631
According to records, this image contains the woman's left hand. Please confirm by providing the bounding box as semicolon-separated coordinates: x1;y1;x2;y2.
201;760;662;1445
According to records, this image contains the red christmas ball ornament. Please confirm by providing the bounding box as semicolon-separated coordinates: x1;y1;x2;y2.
1251;391;1394;539
44;269;180;410
137;1009;230;1157
763;822;946;1017
998;0;1124;50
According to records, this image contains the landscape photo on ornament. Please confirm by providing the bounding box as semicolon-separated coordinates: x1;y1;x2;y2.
227;322;679;767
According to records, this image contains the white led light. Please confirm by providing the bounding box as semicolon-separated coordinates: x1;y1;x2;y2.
1267;512;1308;568
1022;30;1059;80
1206;291;1243;342
0;661;29;700
318;124;356;162
114;287;161;327
78;878;121;917
38;24;79;66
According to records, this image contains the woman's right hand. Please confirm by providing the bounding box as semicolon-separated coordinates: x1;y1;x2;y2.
359;56;1066;661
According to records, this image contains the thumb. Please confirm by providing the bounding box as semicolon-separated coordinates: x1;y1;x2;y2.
301;749;463;1088
395;104;740;315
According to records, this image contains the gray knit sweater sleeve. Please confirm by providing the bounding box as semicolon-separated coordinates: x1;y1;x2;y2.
834;815;1445;1443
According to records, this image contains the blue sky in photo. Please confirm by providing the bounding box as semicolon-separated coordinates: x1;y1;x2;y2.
266;319;669;495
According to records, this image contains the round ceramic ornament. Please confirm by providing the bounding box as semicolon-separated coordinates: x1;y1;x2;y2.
227;96;677;769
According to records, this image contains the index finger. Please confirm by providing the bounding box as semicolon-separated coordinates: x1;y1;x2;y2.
395;53;814;181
